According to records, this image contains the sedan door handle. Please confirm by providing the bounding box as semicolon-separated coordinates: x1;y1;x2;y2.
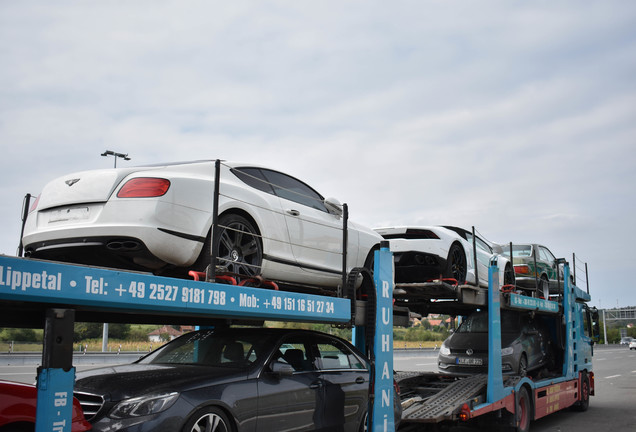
355;376;366;384
309;381;323;389
286;209;300;216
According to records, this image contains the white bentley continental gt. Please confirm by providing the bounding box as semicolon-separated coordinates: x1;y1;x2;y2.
373;226;515;288
22;160;382;291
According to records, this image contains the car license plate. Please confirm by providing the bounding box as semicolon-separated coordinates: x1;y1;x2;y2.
49;207;90;223
456;357;483;366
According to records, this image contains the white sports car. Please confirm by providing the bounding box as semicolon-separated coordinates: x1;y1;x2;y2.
373;226;515;288
22;160;383;291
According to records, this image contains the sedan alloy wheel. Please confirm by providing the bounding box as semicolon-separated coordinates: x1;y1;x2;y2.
213;214;263;278
183;407;231;432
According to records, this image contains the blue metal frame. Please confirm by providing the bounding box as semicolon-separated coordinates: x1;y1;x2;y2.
562;265;574;379
35;368;75;432
371;244;395;431
352;326;365;353
6;246;593;430
475;261;588;418
508;294;560;313
0;254;353;430
486;258;506;403
0;250;406;431
0;255;350;323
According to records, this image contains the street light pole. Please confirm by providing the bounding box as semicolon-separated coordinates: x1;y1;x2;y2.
101;150;131;168
99;148;130;352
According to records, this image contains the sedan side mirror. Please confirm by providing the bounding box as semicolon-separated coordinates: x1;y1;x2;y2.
270;361;295;376
590;307;601;342
324;197;343;217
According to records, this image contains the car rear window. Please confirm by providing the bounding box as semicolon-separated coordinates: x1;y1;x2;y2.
231;167;274;194
506;245;533;257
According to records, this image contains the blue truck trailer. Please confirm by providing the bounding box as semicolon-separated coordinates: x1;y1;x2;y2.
0;244;596;432
395;257;599;432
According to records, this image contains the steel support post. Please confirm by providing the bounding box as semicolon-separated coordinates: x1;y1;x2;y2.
371;242;394;432
36;308;75;432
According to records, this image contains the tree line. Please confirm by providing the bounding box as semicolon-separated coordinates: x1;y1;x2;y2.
0;323;157;343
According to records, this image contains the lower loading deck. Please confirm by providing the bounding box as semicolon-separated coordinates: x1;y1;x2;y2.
397;371;586;426
398;373;490;423
397;372;519;423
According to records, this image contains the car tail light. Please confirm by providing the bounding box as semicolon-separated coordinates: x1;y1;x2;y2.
117;178;170;198
404;229;440;239
383;229;440;240
29;194;40;213
514;265;530;275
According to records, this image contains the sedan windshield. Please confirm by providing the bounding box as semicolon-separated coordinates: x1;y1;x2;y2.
138;330;271;368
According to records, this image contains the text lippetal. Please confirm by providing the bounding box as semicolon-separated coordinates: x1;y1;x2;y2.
0;266;62;291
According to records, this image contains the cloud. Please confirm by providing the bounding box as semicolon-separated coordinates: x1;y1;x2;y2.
1;1;635;308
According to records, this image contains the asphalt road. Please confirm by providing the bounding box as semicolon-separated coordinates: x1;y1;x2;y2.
1;345;634;431
393;345;636;431
529;345;636;432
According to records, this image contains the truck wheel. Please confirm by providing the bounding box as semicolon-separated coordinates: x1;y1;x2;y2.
515;387;532;432
572;372;590;412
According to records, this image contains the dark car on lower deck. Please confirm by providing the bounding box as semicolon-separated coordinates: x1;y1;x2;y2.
438;310;554;376
74;327;385;432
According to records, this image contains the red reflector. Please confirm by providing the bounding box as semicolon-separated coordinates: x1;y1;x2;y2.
514;265;530;275
459;403;470;421
117;178;170;198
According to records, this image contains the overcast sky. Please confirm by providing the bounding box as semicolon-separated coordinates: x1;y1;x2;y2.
1;1;635;310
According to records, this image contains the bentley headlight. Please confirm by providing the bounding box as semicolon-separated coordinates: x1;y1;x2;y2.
109;392;179;419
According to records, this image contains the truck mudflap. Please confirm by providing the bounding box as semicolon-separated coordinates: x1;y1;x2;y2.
398;373;488;423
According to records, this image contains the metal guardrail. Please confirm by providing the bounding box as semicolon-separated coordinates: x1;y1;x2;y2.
0;352;143;366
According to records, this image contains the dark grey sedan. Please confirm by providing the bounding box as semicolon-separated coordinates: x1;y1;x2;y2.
74;327;372;432
437;310;554;376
